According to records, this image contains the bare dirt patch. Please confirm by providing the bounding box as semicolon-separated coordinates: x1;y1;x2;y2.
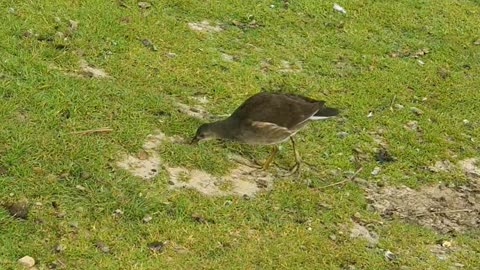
117;131;273;197
187;21;223;33
349;221;379;247
49;58;111;79
365;158;480;233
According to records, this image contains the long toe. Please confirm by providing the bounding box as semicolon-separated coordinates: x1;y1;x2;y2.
283;162;301;177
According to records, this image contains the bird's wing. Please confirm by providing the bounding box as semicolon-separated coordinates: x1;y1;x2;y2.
249;121;294;141
231;93;321;129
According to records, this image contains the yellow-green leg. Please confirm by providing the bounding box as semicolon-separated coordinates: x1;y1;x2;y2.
287;137;301;175
262;146;279;170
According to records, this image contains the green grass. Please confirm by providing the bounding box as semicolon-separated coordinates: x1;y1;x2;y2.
1;0;479;269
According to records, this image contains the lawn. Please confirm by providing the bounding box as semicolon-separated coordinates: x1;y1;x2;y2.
1;0;479;269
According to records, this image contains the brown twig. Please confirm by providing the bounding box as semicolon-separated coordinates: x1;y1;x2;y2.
70;127;113;135
415;209;473;217
317;167;364;189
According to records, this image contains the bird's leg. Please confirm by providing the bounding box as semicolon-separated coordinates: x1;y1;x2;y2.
262;145;279;170
285;137;301;176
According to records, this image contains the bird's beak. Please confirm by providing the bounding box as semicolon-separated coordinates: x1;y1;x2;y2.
190;137;199;145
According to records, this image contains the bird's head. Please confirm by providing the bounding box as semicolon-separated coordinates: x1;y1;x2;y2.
190;123;220;145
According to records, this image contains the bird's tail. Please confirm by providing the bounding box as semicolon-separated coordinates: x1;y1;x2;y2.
310;106;340;120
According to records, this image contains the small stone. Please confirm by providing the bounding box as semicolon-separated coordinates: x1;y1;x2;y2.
329;234;337;241
138;2;151;9
75;185;86;191
353;212;362;219
54;244;65;253
462;119;470;125
54;17;61;23
410;107;424;116
270;4;275;8
55;32;65;39
80;171;91;179
384;250;396;261
333;3;347;14
18;256;35;267
371;167;381;176
367;111;373;118
453;263;465;268
417;60;425;65
405;120;419;131
114;209;123;215
221;53;234;62
376;148;395;163
147;241;165;252
337;132;349;138
141;38;157;51
394;104;404;110
69;221;79;228
166;52;177;58
95;241;110;253
8;7;15;14
474;39;480;45
142;215;152;223
441;240;452;248
68;20;79;32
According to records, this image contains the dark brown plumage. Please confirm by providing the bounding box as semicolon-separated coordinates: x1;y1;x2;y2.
191;92;339;173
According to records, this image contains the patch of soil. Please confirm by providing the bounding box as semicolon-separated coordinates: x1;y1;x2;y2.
349;221;379;247
187;21;223;33
365;158;480;233
175;102;212;120
78;59;110;78
117;131;273;197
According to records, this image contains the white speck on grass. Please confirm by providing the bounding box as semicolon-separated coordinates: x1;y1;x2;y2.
333;3;347;14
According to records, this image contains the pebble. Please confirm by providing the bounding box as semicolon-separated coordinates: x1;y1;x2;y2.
410;107;424;116
114;209;123;215
142;215;153;223
462;119;469;125
337;132;349;138
69;221;79;228
75;185;86;191
394;104;404;110
371;167;381;176
54;244;65;253
166;52;177;58
8;7;15;14
95;241;110;253
329;234;337;241
384;250;396;261
18;256;35;268
138;2;151;9
147;241;165;252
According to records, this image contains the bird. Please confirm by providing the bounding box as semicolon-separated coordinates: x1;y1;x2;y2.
191;92;339;174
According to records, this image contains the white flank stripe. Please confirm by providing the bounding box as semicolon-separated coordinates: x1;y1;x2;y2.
309;116;331;120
